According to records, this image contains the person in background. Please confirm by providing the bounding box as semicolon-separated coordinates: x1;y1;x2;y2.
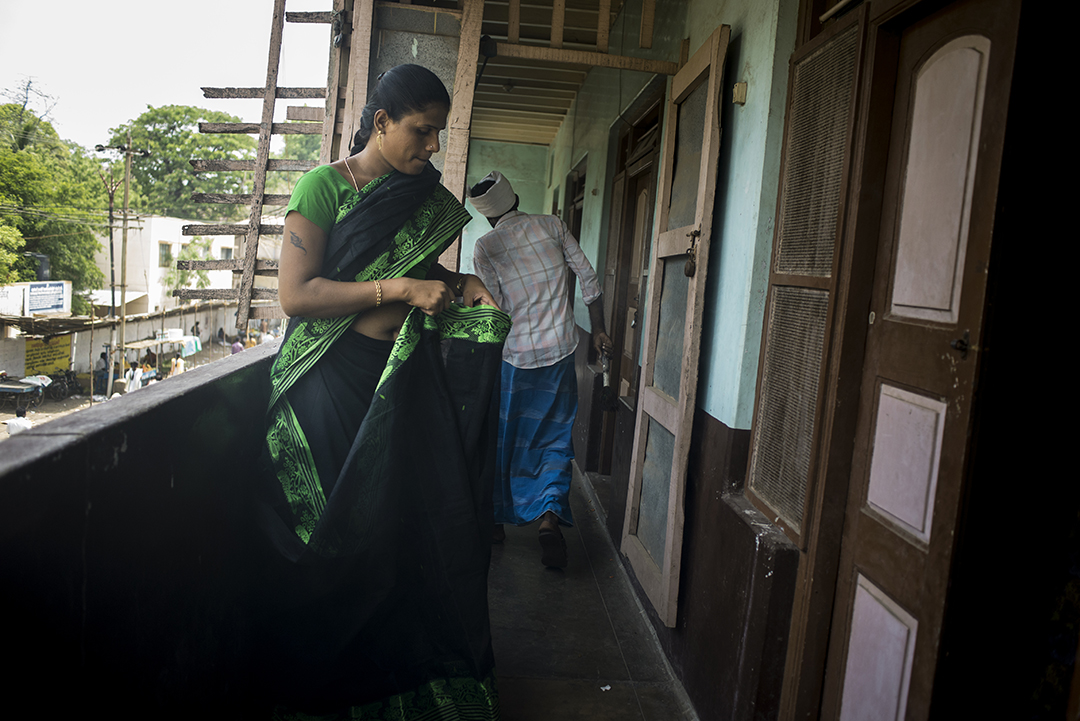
468;170;613;569
231;337;244;355
5;407;32;435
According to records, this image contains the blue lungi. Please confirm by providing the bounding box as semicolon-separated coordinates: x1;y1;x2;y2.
493;355;577;526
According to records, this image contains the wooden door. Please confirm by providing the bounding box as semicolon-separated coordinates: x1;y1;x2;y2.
820;1;1020;717
616;161;657;404
620;25;730;627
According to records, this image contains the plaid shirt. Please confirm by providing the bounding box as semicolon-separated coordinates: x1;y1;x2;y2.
473;211;602;369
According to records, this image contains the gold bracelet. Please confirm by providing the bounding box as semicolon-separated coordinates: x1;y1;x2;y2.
455;274;468;297
374;279;382;307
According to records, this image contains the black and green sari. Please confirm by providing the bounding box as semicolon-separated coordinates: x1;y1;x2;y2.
259;165;509;720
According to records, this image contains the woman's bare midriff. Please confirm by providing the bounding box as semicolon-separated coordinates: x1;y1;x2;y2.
350;300;411;341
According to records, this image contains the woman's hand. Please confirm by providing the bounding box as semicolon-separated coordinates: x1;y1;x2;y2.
461;274;500;310
403;278;456;316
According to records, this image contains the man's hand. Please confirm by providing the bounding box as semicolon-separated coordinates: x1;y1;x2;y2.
462;275;501;310
593;331;613;358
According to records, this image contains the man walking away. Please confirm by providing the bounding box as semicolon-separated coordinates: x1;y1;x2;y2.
469;171;613;568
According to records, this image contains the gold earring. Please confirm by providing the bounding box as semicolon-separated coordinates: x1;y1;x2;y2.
377;131;384;150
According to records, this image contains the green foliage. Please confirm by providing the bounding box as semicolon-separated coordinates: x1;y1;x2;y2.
284;123;321;163
0;103;106;313
109;105;256;221
163;235;213;293
0;225;25;284
266;118;323;199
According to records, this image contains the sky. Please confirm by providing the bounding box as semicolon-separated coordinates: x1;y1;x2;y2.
0;0;331;151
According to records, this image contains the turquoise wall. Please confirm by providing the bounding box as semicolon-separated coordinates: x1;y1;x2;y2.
462;0;797;430
684;0;798;429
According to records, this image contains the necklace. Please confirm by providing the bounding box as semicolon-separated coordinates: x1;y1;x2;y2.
344;155;361;191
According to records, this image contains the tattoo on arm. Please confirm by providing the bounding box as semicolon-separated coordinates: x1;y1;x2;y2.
289;231;307;255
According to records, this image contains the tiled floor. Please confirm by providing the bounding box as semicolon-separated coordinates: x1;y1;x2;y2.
489;477;697;721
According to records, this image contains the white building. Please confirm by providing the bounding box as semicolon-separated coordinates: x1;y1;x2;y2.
91;215;240;316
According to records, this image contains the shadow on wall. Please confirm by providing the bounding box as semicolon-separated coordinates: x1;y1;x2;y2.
0;341;279;717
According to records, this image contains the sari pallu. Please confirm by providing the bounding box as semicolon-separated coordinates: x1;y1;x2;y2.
258;167;509;720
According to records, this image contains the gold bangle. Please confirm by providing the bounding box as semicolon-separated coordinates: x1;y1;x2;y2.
374;279;382;307
455;274;468;296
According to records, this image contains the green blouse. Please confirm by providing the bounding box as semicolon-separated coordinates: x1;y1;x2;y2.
285;165;435;281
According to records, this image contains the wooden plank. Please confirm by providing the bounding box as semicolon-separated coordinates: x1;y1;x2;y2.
471;115;565;129
286;106;323;121
469;129;557;145
182;224;284;237
199;122;323;135
190;159;316;172
551;0;566;48
250;305;288;319
440;0;484;272
174;288;278;300
321;0;347;164
341;0;376;161
479;106;567;123
494;42;678;75
596;0;610;52
201;87;326;99
640;0;654;49
472;98;571;114
230;0;288;329
507;0;520;43
286;11;333;23
191;193;291;205
443;0;483;202
177;259;279;273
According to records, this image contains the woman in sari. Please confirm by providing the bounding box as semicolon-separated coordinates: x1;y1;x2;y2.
258;64;508;720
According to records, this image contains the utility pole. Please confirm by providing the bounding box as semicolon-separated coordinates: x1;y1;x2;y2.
95;133;149;398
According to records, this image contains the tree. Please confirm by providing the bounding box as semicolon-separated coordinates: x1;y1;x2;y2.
0;103;106;313
109;105;256;221
0;225;24;284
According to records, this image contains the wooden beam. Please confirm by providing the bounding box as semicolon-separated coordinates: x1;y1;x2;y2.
321;0;347;164
178;259;279;274
233;0;287;329
640;0;654;49
175;288;279;300
341;0;376;161
443;0;483;202
286;11;334;23
596;0;610;52
191;193;292;206
201;87;325;99
507;0;520;42
250;305;288;319
199;122;323;135
440;0;484;272
551;0;565;48
181;224;285;237
190;159;316;172
494;42;678;75
286;106;323;121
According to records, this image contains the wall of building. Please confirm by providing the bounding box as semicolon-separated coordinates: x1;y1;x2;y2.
687;0;798;430
94;215;235;315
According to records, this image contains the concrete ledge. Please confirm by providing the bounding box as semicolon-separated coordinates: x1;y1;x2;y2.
0;340;279;716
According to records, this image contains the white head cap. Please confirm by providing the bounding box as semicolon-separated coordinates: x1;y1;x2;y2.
467;171;516;218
